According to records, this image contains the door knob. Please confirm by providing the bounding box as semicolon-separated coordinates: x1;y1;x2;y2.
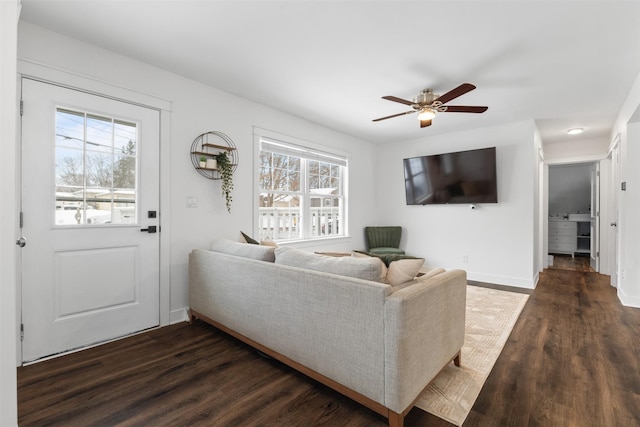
16;237;26;247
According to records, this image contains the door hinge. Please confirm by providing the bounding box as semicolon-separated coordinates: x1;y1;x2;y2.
20;324;24;341
20;100;23;116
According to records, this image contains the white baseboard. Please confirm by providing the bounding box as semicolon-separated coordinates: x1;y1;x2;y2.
467;272;536;289
170;307;190;324
618;288;640;308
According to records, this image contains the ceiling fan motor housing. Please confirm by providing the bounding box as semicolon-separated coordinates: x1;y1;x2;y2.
414;88;439;105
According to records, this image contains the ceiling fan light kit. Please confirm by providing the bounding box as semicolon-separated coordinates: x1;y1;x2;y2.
417;107;436;121
373;83;488;128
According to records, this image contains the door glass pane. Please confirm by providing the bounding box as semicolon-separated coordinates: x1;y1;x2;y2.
55;108;137;226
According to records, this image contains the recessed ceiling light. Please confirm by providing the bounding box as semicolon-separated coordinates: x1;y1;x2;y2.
567;128;584;135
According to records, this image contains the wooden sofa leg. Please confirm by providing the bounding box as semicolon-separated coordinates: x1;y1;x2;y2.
454;351;461;367
388;411;404;427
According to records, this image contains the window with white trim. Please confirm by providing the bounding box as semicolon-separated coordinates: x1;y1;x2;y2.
257;136;347;242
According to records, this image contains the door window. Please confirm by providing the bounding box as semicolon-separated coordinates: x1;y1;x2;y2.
55;108;137;225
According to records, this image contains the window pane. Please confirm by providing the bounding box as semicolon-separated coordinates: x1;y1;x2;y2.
54;108;137;226
114;120;137;154
258;193;301;241
86;114;113;153
55;148;84;187
85;151;113;187
311;196;340;237
114;154;136;189
56;109;85;149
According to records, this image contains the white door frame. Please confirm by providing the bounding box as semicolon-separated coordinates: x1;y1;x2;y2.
606;135;621;286
544;154;607;272
16;61;172;363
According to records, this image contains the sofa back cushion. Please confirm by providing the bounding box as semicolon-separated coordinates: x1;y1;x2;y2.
275;246;383;282
210;239;276;262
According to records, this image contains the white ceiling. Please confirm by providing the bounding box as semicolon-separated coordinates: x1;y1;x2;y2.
19;0;640;145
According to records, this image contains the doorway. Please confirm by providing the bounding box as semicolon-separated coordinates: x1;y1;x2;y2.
20;79;161;363
547;162;599;273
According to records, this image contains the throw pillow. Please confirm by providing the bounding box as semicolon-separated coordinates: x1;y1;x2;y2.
386;257;425;285
240;231;260;245
352;251;424;286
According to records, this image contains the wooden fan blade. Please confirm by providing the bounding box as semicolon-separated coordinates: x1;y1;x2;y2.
443;105;488;113
420;119;432;128
372;110;416;122
382;95;414;106
434;83;476;105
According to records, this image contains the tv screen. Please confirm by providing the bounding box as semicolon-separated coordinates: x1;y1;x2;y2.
403;147;497;205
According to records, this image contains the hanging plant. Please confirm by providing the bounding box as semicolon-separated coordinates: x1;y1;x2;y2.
216;151;234;213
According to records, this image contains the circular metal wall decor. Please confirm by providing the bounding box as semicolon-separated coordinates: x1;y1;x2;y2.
190;131;238;180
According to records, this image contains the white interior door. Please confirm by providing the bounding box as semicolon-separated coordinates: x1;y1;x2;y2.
20;78;160;362
590;163;600;271
609;142;620;287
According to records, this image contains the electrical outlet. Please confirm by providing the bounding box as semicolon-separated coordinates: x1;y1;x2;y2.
462;255;469;263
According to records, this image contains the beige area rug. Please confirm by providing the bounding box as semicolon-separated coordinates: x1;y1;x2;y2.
414;285;529;426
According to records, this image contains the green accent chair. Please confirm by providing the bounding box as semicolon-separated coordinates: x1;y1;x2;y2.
365;226;405;256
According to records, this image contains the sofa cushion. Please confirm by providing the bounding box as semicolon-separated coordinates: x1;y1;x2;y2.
352;251;425;286
275;246;383;282
210;239;276;262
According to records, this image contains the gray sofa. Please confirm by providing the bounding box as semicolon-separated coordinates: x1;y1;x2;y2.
189;240;466;427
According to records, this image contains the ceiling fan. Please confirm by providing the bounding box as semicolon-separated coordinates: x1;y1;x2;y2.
372;83;488;128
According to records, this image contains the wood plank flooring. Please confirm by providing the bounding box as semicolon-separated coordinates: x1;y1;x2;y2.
18;269;640;426
548;253;595;272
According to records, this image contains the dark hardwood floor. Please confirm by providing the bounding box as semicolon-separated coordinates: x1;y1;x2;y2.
18;269;640;426
548;253;595;272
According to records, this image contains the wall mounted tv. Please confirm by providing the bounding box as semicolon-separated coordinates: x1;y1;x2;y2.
403;147;497;205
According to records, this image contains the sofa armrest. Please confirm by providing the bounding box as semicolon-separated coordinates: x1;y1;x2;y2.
383;269;467;413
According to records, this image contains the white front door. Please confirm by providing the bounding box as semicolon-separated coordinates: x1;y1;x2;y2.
20;79;160;363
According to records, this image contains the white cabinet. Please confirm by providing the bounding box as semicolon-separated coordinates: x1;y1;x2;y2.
549;220;577;256
576;221;591;254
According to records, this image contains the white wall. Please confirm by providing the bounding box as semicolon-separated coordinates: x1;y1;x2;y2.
376;121;538;288
611;70;640;307
16;22;379;323
543;137;609;162
1;0;19;423
0;0;19;424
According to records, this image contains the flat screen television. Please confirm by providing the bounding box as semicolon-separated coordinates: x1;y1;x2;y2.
403;147;497;205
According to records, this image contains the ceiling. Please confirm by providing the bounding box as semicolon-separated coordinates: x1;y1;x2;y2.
19;1;640;145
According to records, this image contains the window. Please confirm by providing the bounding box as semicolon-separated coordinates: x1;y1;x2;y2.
257;136;347;241
55;108;137;226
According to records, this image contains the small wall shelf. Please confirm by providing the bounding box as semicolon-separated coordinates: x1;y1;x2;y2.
190;131;238;180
